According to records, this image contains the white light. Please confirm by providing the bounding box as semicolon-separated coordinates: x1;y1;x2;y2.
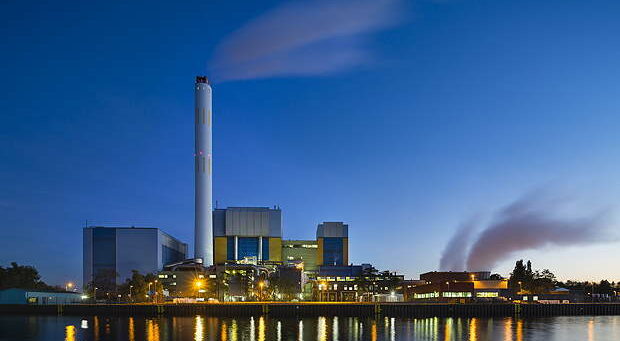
81;320;88;329
80;295;88;300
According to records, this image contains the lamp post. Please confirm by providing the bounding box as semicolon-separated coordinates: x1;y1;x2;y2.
195;279;204;300
65;282;74;292
129;285;134;303
258;281;265;301
93;287;98;303
518;281;522;294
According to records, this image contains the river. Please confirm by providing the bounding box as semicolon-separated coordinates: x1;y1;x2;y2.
1;315;618;341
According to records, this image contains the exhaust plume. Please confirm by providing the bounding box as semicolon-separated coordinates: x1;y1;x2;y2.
209;0;404;81
441;192;614;272
439;218;478;271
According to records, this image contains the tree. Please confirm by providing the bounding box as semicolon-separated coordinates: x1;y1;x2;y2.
270;269;301;301
509;260;557;294
117;270;162;303
0;262;58;291
509;260;529;292
87;268;119;301
354;266;378;299
489;273;503;280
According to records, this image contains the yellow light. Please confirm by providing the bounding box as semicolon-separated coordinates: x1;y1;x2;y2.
258;281;265;288
194;280;204;288
67;282;74;288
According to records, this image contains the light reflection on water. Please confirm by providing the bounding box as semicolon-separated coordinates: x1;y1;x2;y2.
1;315;620;340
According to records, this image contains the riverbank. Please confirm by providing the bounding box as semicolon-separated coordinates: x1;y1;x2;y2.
3;302;620;317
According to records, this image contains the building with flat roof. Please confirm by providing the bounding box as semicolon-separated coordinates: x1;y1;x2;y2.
213;207;282;264
407;271;509;302
316;222;348;266
0;289;85;305
83;226;188;287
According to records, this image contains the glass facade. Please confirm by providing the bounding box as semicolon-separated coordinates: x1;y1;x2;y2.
238;237;258;259
92;228;116;278
227;237;235;260
322;237;344;265
226;237;270;260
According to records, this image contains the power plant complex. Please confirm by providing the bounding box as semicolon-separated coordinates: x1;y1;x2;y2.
82;76;407;302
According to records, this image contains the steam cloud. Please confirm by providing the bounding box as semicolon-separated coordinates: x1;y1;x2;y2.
440;193;614;272
209;0;403;81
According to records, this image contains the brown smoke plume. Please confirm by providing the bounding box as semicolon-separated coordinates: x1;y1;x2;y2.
440;192;614;272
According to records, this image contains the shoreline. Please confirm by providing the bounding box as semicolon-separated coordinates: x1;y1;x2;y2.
3;303;620;317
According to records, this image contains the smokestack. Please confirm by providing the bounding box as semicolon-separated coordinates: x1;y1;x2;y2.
194;76;213;266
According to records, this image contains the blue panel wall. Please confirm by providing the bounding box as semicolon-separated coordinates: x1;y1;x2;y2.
238;237;259;259
92;228;116;279
323;237;344;265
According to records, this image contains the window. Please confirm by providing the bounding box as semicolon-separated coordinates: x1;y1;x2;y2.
323;237;344;265
442;292;472;298
414;292;439;299
476;292;499;298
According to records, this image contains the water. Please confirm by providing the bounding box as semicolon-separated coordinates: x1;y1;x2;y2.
1;315;619;341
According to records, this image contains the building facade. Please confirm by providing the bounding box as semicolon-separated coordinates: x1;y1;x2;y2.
316;222;348;266
83;226;188;287
282;240;319;272
0;289;85;305
407;271;509;302
213;207;282;264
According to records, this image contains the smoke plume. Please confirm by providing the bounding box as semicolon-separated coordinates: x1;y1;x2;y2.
209;0;404;81
440;192;614;272
439;218;478;271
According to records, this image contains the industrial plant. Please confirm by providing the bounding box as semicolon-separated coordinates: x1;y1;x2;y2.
78;77;581;305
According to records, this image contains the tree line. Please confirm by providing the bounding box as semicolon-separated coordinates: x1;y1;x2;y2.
0;262;64;292
509;259;619;296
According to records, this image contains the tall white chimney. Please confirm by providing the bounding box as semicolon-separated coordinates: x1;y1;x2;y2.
194;76;213;266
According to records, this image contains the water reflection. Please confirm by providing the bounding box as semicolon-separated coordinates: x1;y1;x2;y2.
19;315;620;341
195;316;204;341
65;325;75;341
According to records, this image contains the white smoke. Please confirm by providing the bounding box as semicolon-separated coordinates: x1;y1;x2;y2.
209;0;404;81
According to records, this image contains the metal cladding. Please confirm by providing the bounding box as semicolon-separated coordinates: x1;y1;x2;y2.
194;76;213;266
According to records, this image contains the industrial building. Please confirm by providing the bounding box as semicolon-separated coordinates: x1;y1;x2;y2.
213;207;283;264
83;226;188;287
316;222;348;266
0;289;85;305
314;264;404;302
282;240;319;272
406;271;510;302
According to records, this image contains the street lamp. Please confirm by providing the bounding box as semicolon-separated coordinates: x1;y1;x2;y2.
518;281;522;294
129;285;134;303
93;287;98;303
258;281;266;301
194;279;204;300
65;282;74;291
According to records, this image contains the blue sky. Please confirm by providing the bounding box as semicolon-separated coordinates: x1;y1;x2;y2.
1;0;620;286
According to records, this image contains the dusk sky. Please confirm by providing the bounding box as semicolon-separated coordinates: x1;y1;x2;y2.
2;0;620;287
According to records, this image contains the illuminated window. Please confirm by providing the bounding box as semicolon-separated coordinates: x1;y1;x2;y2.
476;292;499;298
414;292;439;299
442;292;472;298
